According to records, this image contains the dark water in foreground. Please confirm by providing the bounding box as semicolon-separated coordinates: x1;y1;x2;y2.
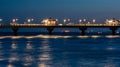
0;34;120;67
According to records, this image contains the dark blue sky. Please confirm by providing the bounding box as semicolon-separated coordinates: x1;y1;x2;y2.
0;0;120;23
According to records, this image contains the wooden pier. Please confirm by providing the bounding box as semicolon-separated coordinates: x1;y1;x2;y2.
0;24;119;35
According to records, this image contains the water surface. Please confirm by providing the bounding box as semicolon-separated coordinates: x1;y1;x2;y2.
0;35;120;67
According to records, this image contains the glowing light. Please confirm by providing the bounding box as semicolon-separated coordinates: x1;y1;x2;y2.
79;19;82;23
26;36;34;39
12;19;16;22
56;19;58;21
65;30;70;32
42;18;57;25
38;63;47;67
68;19;70;22
63;36;72;38
108;20;113;23
26;18;34;24
16;18;18;21
87;22;90;24
58;24;63;26
27;19;31;23
12;18;18;22
11;36;23;39
106;35;120;38
7;64;14;67
93;19;96;23
78;36;89;38
0;19;2;22
63;19;67;23
31;18;34;21
91;35;100;39
106;47;115;50
105;18;119;25
83;19;86;22
11;43;17;49
11;18;18;25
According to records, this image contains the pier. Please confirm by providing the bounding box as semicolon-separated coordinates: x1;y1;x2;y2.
0;24;120;35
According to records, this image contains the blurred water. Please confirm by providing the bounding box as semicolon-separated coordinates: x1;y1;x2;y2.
0;35;120;67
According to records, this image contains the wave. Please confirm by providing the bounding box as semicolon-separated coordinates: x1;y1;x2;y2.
0;35;120;39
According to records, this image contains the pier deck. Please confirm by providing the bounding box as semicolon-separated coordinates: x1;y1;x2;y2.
0;24;120;35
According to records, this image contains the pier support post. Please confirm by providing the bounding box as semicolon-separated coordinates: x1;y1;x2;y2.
12;27;19;36
46;27;54;35
109;27;118;35
79;27;87;35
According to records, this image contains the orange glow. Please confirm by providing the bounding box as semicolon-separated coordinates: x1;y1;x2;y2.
105;18;119;25
42;18;57;25
65;30;70;32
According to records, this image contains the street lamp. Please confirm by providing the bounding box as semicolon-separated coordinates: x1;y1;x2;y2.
68;19;70;22
63;19;67;24
56;19;58;22
27;18;34;24
83;19;87;24
0;18;2;24
92;19;96;24
16;18;18;21
0;18;2;22
12;18;18;22
12;19;16;22
83;19;86;22
31;18;34;21
27;19;31;23
11;18;18;25
79;19;82;24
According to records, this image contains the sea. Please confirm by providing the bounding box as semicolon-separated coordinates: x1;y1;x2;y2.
0;31;120;67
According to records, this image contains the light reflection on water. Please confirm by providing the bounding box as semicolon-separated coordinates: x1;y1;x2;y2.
7;64;14;67
0;35;120;67
0;35;120;39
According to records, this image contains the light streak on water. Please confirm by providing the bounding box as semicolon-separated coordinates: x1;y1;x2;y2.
106;35;120;38
0;35;120;39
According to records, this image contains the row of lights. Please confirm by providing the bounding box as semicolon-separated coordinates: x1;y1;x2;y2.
0;18;119;23
63;19;96;24
79;19;96;24
0;18;34;22
0;18;96;24
63;19;96;22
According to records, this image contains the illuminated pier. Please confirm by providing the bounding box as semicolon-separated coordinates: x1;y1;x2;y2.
0;18;119;35
0;24;120;35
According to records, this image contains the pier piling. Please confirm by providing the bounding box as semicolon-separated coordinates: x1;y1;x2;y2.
46;27;54;35
0;24;120;35
12;27;19;36
109;27;118;35
79;27;87;35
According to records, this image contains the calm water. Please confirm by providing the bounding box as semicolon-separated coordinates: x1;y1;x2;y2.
0;34;120;67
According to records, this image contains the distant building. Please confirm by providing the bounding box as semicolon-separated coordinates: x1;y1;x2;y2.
41;18;57;25
105;18;119;25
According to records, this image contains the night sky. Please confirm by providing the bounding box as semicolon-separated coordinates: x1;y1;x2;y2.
0;0;120;23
